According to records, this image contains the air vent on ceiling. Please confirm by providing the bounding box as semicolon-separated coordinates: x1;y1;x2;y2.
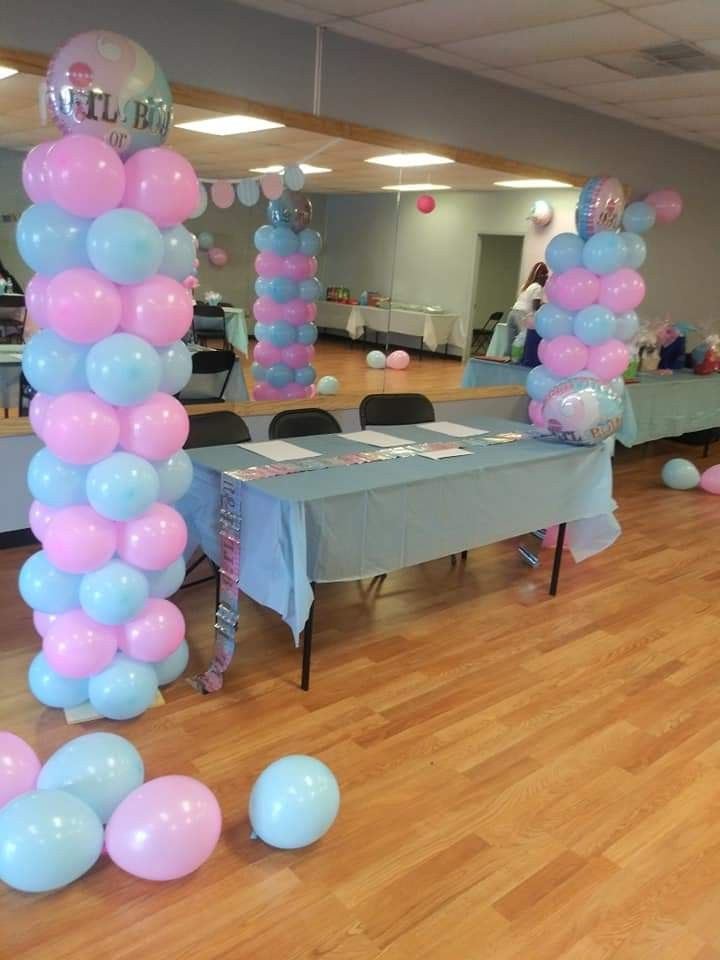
592;42;720;79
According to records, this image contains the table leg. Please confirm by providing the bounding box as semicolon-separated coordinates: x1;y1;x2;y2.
301;583;316;691
418;335;423;360
549;522;567;597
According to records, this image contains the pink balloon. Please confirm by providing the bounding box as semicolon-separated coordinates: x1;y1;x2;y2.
120;276;193;347
253;296;283;324
29;392;51;439
253;340;283;367
25;274;50;329
306;302;318;324
598;269;645;313
542;336;589;378
528;399;545;428
208;247;228;268
29;500;59;542
387;350;410;370
118;504;187;571
44;610;119;678
118;393;189;460
44;505;118;574
417;194;436;214
22;143;53;204
0;733;40;808
586;339;629;381
122;148;199;228
255;252;283;279
282;383;309;400
210;181;234;209
306;385;316;399
43;392;120;465
121;599;185;662
538;339;548;364
105;775;221;880
281;254;315;281
546;268;600;312
33;611;58;638
543;525;570;550
46;268;122;343
645;189;683;225
252;383;282;401
283;299;313;326
700;465;720;495
281;343;313;370
260;173;283;200
46;135;125;218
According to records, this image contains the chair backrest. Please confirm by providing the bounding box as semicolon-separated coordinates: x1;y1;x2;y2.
191;349;235;374
184;411;251;448
359;393;435;428
192;304;225;318
269;408;341;439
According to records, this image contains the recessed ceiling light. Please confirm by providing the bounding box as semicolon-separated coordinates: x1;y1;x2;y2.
0;67;18;81
381;183;451;192
249;164;332;174
493;178;575;189
175;115;284;136
366;152;454;168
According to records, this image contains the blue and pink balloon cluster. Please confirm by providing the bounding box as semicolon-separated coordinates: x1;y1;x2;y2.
251;192;322;401
17;130;200;719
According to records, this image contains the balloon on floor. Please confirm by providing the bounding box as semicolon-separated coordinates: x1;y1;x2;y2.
661;458;700;490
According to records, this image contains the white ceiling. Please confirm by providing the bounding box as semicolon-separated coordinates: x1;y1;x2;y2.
234;0;720;150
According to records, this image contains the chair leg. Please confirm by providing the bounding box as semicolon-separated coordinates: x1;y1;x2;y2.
461;550;468;561
549;523;567;596
300;583;316;691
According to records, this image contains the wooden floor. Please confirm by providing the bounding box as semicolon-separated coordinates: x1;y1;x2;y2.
2;441;720;959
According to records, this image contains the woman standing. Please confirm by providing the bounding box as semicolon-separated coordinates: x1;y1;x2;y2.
506;261;548;362
0;258;23;294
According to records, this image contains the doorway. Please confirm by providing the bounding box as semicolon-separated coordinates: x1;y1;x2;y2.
471;234;524;355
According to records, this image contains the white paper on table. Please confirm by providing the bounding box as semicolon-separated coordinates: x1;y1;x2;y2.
241;440;322;461
416;421;489;438
418;447;473;461
342;430;409;447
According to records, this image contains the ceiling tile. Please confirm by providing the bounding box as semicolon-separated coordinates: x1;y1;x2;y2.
296;0;409;14
621;94;720;115
232;0;332;23
443;13;672;68
329;19;416;47
356;0;608;47
511;57;630;86
630;0;720;39
409;47;482;70
577;69;720;101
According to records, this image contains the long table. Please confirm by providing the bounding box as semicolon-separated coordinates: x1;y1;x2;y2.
180;418;619;689
315;300;463;352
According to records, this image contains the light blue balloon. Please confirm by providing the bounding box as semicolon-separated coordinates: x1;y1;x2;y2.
145;558;186;599
157;341;192;394
153;450;193;503
268;226;299;257
249;755;340;849
22;330;89;394
294;365;316;387
545;232;584;274
28;652;88;709
27;448;88;507
254;225;274;252
534;304;573;341
37;733;144;824
251;361;267;382
253;322;270;342
86;333;161;406
317;375;338;396
615;310;639;342
581;231;627;275
154;639;190;686
88;654;159;721
267;323;296;348
298;228;322;256
86;452;159;521
266;363;293;388
574;305;616;346
367;350;386;369
526;364;561;402
16;203;90;276
661;458;700;491
622;232;647;269
255;277;272;298
269;276;299;303
299;278;322;303
296;323;318;346
0;790;103;892
19;551;81;614
197;231;214;251
622;201;655;235
159;225;196;282
87;209;163;285
79;561;149;626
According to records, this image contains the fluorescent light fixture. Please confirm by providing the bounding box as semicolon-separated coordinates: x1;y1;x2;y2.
249;164;332;174
381;183;451;192
0;67;18;81
366;152;454;168
494;178;574;189
175;115;284;136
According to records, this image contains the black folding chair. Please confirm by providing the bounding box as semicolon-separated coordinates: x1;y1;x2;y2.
181;349;235;404
269;408;341;439
675;428;720;459
192;304;227;346
471;311;504;356
18;370;35;417
359;392;435;428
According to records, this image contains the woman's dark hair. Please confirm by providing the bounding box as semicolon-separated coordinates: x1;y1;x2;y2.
0;258;22;294
521;261;548;291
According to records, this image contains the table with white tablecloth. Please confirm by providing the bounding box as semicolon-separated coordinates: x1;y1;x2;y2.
315;301;464;352
0;344;23;410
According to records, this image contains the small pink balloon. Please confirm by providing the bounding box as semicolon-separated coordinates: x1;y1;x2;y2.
253;296;283;324
208;247;228;268
44;505;118;574
598;269;645;313
528;399;545;428
387;349;410;370
645;189;683;225
210;180;234;209
284;298;313;326
123;148;199;228
281;343;313;370
33;611;58;638
306;385;316;399
538;339;548;364
542;336;589;378
543;525;570;550
118;393;189;460
105;775;221;880
29;500;59;542
0;732;40;808
25;274;50;329
260;173;283;200
255;251;283;279
46;135;125;218
281;253;314;281
29;392;51;439
546;268;599;312
253;340;283;367
282;383;309;400
43;392;120;465
46;268;122;343
121;599;185;662
700;465;720;495
586;339;629;381
44;610;119;678
22;142;53;204
118;504;187;571
120;276;193;347
416;194;436;214
252;383;282;401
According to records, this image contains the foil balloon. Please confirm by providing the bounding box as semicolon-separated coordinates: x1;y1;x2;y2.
575;176;625;240
287;192;312;233
46;31;173;158
267;194;293;228
542;377;622;446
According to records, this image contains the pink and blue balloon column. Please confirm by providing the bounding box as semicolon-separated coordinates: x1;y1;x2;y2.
251;191;322;401
18;33;199;719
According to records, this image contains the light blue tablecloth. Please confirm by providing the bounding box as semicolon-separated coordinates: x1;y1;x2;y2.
618;372;720;447
179;417;619;640
462;357;530;388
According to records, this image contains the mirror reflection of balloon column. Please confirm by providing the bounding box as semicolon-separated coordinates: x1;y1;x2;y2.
252;192;322;401
18;32;199;720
